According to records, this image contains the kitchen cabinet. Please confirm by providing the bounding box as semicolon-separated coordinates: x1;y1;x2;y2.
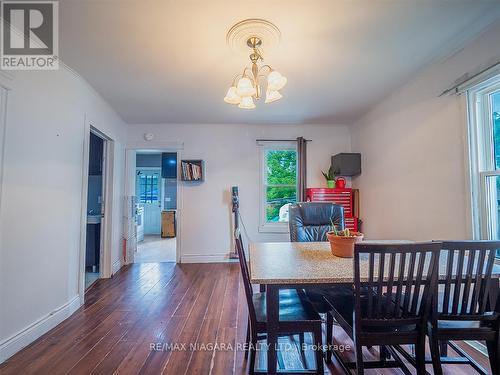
161;211;176;238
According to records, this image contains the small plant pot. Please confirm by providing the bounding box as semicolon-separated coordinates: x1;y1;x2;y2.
327;232;364;258
327;180;336;188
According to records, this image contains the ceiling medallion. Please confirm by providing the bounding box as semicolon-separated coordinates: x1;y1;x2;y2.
224;19;286;109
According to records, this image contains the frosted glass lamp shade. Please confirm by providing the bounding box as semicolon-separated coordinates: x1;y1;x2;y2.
224;86;241;104
238;96;256;109
265;89;282;103
267;71;287;91
236;77;257;97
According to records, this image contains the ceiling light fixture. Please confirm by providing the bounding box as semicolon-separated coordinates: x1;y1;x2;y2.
224;22;286;109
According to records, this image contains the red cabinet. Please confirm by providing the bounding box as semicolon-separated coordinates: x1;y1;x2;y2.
305;188;359;232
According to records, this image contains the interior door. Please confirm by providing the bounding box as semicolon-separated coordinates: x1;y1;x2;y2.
137;168;162;235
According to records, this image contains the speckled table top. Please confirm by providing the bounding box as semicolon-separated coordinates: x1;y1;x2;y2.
249;241;414;285
248;240;500;285
249;242;348;284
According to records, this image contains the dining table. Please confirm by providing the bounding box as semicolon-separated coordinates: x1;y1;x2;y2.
248;240;500;375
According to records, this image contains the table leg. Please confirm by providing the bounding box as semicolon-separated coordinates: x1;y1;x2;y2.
267;284;279;374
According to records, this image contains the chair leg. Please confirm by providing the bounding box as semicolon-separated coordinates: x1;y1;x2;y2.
299;332;305;350
439;340;448;356
354;341;364;375
486;333;500;375
245;319;250;359
249;335;257;375
299;332;305;355
326;313;333;363
428;329;443;375
314;325;324;375
381;345;392;361
414;333;426;375
298;332;307;367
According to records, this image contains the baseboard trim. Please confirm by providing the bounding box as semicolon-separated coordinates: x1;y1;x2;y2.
180;253;235;263
112;259;122;275
0;295;81;364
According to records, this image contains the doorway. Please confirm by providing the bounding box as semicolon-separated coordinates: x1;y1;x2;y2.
135;152;177;263
83;129;111;290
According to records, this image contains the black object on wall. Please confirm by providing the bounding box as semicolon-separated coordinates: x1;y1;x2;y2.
331;153;361;176
162;152;177;179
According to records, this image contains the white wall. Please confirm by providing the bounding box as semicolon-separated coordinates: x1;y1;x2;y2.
351;21;500;240
0;67;126;362
127;123;351;262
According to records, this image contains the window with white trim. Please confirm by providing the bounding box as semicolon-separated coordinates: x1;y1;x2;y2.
259;142;297;233
468;74;500;245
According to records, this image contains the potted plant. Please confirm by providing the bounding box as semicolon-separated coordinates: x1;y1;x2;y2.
322;169;337;188
326;222;364;258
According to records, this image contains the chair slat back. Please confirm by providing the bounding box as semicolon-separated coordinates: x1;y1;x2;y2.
235;235;258;325
438;241;500;318
354;243;441;327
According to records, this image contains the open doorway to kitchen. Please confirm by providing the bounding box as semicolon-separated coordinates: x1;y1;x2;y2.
135;152;177;262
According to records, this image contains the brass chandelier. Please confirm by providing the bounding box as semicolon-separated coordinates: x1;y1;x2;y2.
224;36;287;109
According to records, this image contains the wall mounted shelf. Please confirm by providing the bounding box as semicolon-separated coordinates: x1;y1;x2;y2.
180;160;204;182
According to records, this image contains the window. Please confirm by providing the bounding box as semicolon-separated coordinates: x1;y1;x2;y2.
467;74;500;243
139;174;159;203
259;142;297;232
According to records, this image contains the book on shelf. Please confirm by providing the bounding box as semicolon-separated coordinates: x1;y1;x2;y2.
181;161;203;181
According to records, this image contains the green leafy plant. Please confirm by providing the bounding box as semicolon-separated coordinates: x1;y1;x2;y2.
321;168;337;181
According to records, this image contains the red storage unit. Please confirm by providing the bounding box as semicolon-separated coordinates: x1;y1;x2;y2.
305;188;359;232
344;217;358;232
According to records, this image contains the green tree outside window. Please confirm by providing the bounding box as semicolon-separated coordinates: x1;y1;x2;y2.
265;150;297;222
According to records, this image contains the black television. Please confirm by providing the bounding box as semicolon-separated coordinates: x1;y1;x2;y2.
161;153;177;179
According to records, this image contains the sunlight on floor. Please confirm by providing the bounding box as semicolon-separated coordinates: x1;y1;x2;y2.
135;235;176;263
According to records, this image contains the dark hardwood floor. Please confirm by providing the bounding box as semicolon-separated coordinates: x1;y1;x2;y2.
0;263;492;374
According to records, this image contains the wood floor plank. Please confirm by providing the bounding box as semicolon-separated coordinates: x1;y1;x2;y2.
34;310;131;374
160;265;221;374
0;262;493;375
185;267;231;374
67;315;137;375
91;340;137;375
113;265;206;375
211;327;237;375
93;292;187;373
210;265;241;374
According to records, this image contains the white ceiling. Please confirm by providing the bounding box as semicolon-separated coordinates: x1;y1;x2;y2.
59;0;500;125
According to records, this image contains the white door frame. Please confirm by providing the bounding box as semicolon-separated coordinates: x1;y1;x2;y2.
0;85;9;216
125;147;182;263
78;119;115;303
0;79;11;264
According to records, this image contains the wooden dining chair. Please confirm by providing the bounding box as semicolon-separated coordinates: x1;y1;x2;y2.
235;235;324;374
324;242;441;374
425;241;500;375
